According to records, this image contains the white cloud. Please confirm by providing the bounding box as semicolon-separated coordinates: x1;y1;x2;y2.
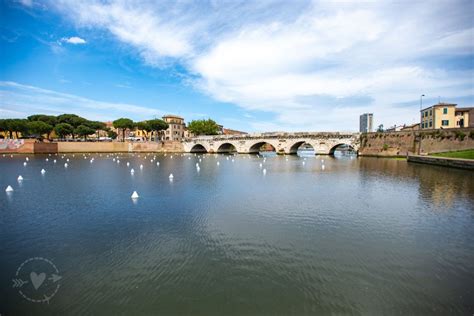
51;0;474;131
61;36;87;44
0;81;162;121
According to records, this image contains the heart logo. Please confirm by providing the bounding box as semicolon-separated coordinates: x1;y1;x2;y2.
30;272;46;290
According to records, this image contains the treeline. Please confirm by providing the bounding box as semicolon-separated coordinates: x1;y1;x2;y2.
0;114;169;141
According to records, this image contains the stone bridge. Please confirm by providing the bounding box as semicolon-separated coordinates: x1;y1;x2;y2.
183;132;361;155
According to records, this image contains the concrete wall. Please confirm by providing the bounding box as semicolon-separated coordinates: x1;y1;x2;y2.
408;155;474;170
0;139;57;154
57;141;184;153
359;128;474;157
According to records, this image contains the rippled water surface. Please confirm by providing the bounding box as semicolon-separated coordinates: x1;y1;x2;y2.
1;153;473;315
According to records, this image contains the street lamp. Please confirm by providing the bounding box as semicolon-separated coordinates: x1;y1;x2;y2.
420;94;425;111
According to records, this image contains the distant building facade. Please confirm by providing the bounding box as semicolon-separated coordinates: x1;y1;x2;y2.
359;113;373;133
162;115;185;141
421;103;472;129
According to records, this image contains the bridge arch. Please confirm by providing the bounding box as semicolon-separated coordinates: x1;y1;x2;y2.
248;141;276;154
288;141;315;155
217;142;237;154
190;144;208;153
329;143;356;155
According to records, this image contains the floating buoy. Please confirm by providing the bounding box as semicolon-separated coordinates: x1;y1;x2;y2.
17;175;23;181
45;158;49;161
5;185;13;192
170;156;173;159
131;191;139;199
156;162;160;166
23;162;27;166
199;158;202;162
140;164;143;169
196;163;199;167
217;161;220;166
259;163;263;168
66;158;69;162
169;173;174;180
126;162;130;166
117;160;120;164
130;168;135;174
321;159;324;163
53;159;57;163
90;159;94;163
196;166;200;172
113;158;116;162
41;169;46;174
302;161;305;165
25;157;29;161
262;168;267;175
64;163;68;168
322;165;325;170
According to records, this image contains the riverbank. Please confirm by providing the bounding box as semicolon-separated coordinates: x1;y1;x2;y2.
407;154;474;170
430;149;474;160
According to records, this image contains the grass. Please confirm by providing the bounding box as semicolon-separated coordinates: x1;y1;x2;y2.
430;149;474;160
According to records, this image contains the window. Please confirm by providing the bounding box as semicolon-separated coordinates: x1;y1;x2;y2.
421;123;425;128
443;108;448;114
429;121;432;127
442;120;449;126
429;110;432;116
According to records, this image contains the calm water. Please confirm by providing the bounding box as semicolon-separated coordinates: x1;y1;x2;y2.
1;153;473;315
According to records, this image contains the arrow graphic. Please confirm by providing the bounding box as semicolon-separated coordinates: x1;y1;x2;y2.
12;279;28;288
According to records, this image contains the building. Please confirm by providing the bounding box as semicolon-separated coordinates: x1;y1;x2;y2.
420;103;472;129
400;123;420;131
223;128;247;135
162;114;185;141
385;125;404;132
359;113;373;133
455;107;473;128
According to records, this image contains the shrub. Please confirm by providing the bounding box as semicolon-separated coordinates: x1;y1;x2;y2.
383;143;389;151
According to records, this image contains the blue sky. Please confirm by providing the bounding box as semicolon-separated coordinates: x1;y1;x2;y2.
1;0;473;132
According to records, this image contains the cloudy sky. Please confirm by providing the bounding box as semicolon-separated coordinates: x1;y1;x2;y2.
1;0;473;131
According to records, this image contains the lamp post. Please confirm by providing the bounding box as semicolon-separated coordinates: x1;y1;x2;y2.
420;94;425;111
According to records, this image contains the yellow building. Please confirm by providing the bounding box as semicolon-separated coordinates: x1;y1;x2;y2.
455;108;470;128
420;103;457;129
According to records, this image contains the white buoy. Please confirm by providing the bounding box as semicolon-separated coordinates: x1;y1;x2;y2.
169;173;174;180
46;158;49;161
23;162;27;166
113;158;115;162
321;159;324;163
217;161;220;166
170;155;173;159
126;162;130;167
262;168;267;175
199;158;202;162
41;169;46;174
131;191;139;199
140;164;143;170
66;158;69;162
130;168;135;174
117;160;120;164
232;159;235;162
5;185;14;192
196;166;200;172
53;159;57;163
25;157;29;161
322;165;325;170
156;162;160;166
90;159;94;163
196;163;199;167
302;161;305;165
17;175;23;181
64;163;68;168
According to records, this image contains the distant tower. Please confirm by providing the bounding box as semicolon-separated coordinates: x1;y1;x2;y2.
359;113;373;132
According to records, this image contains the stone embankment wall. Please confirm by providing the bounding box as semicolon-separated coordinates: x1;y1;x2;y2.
0;139;57;154
408;155;474;170
57;141;184;153
359;128;474;157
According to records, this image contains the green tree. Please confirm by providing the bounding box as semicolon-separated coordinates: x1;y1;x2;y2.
107;130;118;140
85;121;106;140
376;124;384;132
27;121;53;139
0;119;7;138
113;118;134;141
75;125;96;140
7;119;29;138
54;123;74;139
187;119;219;136
136;121;153;140
27;114;57;127
57;114;86;128
147;119;169;141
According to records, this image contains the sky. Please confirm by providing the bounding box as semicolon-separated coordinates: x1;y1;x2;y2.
0;0;473;132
